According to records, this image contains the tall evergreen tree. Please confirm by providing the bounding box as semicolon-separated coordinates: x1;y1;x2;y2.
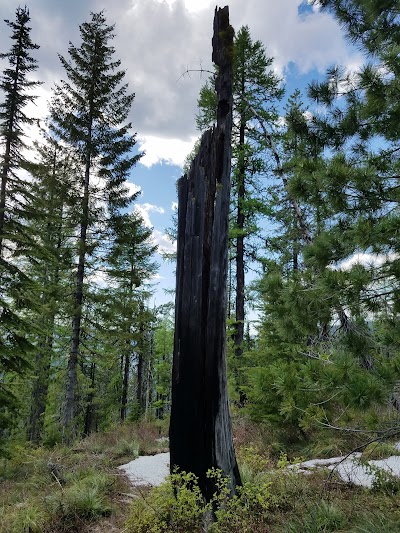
23;137;78;442
0;6;41;451
49;11;141;441
0;6;41;253
247;0;400;434
105;210;157;421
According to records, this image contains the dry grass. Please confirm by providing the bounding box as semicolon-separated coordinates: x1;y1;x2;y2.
0;420;169;533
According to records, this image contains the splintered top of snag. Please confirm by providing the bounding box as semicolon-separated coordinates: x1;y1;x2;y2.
212;6;234;67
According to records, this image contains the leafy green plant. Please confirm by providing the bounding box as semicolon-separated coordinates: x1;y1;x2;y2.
213;477;272;532
126;470;205;533
369;464;400;495
126;467;274;533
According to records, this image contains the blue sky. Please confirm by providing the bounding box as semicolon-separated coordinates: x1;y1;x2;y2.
0;0;364;309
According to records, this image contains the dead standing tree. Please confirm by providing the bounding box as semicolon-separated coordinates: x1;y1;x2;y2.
169;6;241;502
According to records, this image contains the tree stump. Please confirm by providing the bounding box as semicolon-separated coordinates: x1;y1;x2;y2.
169;6;241;501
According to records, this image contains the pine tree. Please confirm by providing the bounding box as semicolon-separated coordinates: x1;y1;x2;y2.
49;11;141;441
247;0;400;433
105;210;157;421
0;6;41;451
0;6;41;252
23;136;78;442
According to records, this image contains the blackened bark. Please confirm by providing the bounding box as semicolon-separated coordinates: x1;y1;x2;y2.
170;6;241;502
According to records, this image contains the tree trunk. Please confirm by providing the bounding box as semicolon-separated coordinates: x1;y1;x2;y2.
83;361;96;436
136;312;146;417
120;352;130;421
28;341;51;443
63;156;90;442
233;109;246;405
170;6;241;502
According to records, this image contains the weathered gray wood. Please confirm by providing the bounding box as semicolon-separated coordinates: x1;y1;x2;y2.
170;6;240;501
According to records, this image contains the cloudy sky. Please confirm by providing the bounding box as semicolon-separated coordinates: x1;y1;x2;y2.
0;0;363;306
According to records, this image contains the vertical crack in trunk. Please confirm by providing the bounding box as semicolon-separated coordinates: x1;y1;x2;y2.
170;6;241;502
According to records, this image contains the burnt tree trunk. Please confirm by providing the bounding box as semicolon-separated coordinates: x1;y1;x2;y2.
170;6;241;502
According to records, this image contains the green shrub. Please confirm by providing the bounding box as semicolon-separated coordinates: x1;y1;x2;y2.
369;464;400;494
126;468;274;533
361;441;399;460
213;477;272;532
113;438;140;459
126;470;206;533
46;471;113;522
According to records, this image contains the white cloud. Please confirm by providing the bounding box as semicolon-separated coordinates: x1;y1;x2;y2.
134;202;165;228
138;135;198;168
133;203;176;254
126;181;142;197
171;201;178;211
152;229;177;254
156;0;213;13
333;253;399;271
0;0;365;148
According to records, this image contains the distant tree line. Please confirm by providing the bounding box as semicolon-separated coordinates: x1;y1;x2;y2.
0;8;173;452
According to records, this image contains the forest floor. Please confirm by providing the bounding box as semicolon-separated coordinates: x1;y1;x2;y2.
2;418;400;532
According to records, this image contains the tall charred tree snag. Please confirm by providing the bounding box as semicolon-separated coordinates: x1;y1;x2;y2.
170;6;241;502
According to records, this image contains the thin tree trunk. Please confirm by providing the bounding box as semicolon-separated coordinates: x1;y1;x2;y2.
233;110;246;405
83;362;96;436
170;7;241;502
120;352;130;421
29;151;64;443
63;154;90;441
28;337;52;443
136;313;146;417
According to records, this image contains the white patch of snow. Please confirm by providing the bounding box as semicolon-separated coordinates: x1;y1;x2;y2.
330;456;400;488
288;454;361;470
120;443;400;490
118;452;170;487
293;447;400;488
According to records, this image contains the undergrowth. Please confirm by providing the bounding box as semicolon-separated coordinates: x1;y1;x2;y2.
2;418;400;532
125;421;400;533
0;420;167;532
